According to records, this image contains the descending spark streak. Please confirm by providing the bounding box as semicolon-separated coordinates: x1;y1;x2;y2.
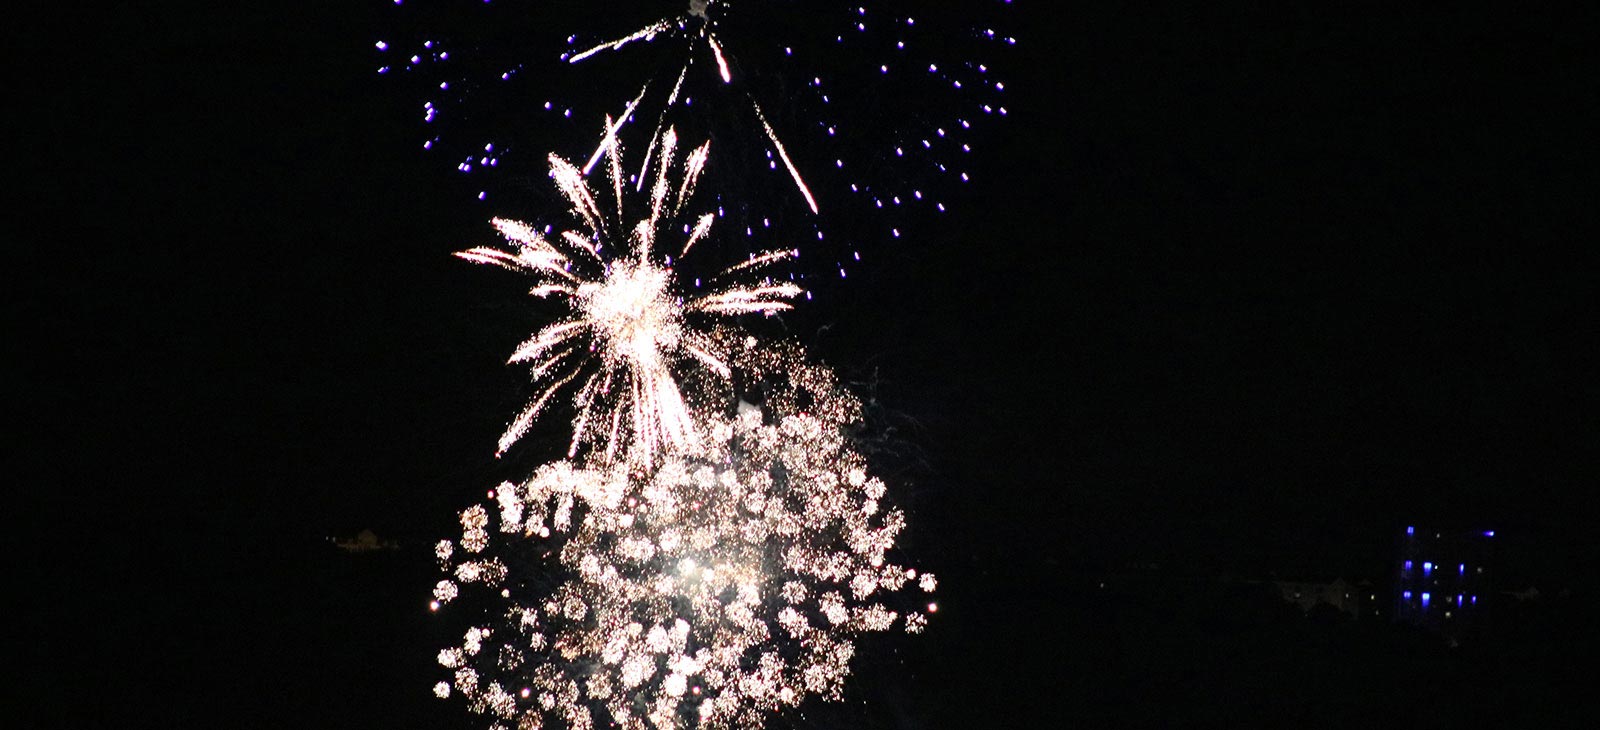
646;130;680;257
678;142;710;213
454;248;574;281
751;101;819;214
585;89;649;176
708;36;732;83
498;365;587;457
634;65;691;193
682;343;731;377
551;156;607;240
569;21;672;65
529;284;574;298
560;231;601;261
721;249;797;275
457;129;801;467
606;119;626;219
507;321;586;364
692;285;804;315
665;64;689;107
682;213;716;257
566;372;602;457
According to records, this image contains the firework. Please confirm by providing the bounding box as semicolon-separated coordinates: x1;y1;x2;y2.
400;8;955;727
455;127;801;468
563;0;820;214
431;338;935;729
375;1;1015;263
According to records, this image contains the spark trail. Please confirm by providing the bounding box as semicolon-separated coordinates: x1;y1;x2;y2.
456;127;800;469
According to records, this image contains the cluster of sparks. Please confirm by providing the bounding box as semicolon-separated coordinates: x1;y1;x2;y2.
377;0;1015;264
399;4;971;727
431;338;935;729
564;0;819;214
456;128;800;468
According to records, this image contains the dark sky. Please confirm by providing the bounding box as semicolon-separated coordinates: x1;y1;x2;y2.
17;2;1599;726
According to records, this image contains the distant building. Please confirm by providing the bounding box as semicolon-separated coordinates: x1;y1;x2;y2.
1273;579;1376;617
1394;525;1494;639
332;528;398;553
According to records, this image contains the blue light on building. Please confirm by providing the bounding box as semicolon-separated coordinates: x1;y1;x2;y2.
1395;524;1493;638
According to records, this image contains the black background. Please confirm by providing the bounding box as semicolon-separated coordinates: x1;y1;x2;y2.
16;2;1600;727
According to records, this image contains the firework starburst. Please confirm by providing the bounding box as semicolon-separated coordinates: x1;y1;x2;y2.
456;128;801;467
431;340;936;729
376;1;1015;264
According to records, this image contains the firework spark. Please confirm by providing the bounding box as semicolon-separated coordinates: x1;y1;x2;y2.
375;1;1016;260
431;339;935;729
456;128;801;467
563;1;819;213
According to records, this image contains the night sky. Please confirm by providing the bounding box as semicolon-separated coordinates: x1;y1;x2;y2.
19;2;1600;727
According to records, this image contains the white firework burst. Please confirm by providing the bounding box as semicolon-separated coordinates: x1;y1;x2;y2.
430;341;936;729
456;127;801;467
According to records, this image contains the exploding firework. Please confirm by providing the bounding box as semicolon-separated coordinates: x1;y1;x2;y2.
455;127;801;468
561;0;820;216
430;339;936;729
375;1;1015;268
